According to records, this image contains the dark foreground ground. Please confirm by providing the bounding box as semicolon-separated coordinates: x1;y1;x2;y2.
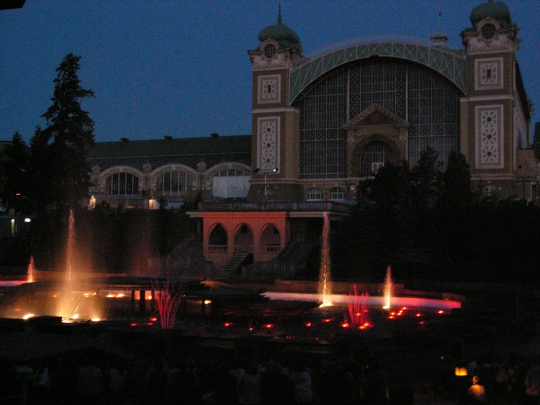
0;280;539;404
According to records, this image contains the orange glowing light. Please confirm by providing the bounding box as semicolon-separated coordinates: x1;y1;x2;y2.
388;315;395;319
130;323;138;327
402;306;408;310
116;293;124;298
264;323;275;329
106;293;115;298
249;327;254;331
150;317;158;322
419;321;425;325
322;317;333;323
416;313;422;317
438;310;444;314
305;322;312;327
223;322;233;327
455;367;468;376
51;294;58;298
341;322;350;328
14;308;20;312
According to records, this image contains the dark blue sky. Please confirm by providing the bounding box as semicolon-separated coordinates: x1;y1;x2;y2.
1;1;539;143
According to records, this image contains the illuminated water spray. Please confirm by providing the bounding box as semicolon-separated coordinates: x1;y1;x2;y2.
318;212;332;307
345;284;371;329
57;209;100;321
383;265;393;309
27;256;36;283
58;210;76;319
154;265;183;330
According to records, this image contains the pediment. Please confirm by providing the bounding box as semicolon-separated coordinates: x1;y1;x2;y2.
342;103;409;129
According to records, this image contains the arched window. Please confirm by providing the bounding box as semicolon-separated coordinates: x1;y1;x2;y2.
260;224;281;254
156;170;194;196
297;59;461;177
105;172;139;195
212;168;251;198
329;187;345;200
209;224;228;252
360;142;391;176
307;187;323;201
235;223;254;253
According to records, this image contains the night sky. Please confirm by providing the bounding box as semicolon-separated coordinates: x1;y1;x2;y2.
1;0;539;144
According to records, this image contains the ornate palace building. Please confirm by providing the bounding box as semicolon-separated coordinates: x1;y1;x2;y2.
87;1;538;274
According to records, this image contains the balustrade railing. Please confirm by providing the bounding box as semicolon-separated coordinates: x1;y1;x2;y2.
208;245;227;252
199;201;353;214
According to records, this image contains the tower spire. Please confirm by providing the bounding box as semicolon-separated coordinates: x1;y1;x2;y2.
430;6;448;47
277;4;282;24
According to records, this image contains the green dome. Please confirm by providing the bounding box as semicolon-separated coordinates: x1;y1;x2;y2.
470;0;512;25
258;7;300;48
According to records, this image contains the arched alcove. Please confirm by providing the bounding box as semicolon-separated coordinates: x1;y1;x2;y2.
234;223;254;253
208;223;228;252
260;223;281;255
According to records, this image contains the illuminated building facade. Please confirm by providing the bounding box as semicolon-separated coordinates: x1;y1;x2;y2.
88;1;538;273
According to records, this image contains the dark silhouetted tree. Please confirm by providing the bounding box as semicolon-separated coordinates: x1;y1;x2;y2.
39;53;95;210
438;150;472;211
0;131;32;214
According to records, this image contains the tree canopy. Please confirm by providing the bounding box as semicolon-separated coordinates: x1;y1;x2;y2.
0;54;95;214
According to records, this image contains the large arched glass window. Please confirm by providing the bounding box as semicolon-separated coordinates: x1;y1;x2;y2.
105;172;139;195
360;142;391;176
156;170;194;196
296;58;461;177
212;168;251;198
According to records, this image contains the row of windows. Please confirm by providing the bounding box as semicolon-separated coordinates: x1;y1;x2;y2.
156;171;195;195
100;169;250;196
306;187;345;201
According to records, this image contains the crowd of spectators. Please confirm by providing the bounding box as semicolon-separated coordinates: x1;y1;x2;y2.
1;348;539;404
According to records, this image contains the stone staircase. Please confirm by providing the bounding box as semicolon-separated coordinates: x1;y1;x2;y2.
215;251;252;280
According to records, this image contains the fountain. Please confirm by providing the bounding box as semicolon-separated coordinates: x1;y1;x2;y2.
344;285;371;329
383;265;393;309
318;211;332;307
56;209;101;321
153;266;183;329
27;256;35;283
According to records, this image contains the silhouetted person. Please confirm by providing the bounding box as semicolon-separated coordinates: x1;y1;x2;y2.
261;360;293;405
467;375;486;403
146;355;168;405
238;361;261;405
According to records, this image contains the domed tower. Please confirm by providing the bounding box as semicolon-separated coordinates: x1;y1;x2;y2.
460;0;533;199
247;6;304;201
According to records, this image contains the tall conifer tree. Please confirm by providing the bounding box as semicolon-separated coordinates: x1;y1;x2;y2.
40;53;95;210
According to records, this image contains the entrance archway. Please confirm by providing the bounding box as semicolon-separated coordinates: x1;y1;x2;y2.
234;223;254;253
260;223;281;256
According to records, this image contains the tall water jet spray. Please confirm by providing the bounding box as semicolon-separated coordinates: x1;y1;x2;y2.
27;256;36;283
318;212;332;306
383;265;393;309
59;209;76;319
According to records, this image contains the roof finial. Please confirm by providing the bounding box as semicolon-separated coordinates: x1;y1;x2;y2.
277;4;282;24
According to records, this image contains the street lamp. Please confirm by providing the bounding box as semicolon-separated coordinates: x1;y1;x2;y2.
254;167;278;199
